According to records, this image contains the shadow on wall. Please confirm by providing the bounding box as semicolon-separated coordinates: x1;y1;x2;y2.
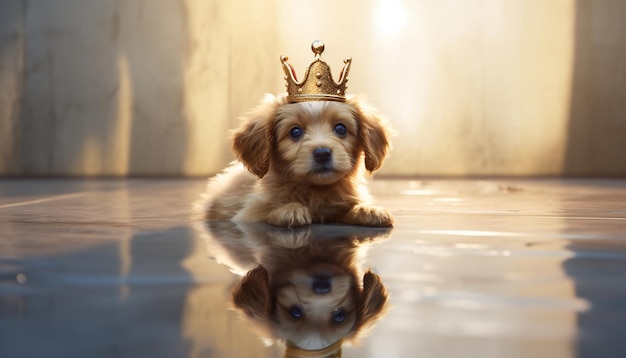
0;0;24;173
564;0;626;176
14;1;189;176
0;0;281;177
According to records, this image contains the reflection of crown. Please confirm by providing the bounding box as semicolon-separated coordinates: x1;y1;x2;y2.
281;40;352;103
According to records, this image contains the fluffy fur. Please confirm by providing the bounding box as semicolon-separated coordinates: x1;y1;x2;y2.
201;94;393;227
196;221;391;351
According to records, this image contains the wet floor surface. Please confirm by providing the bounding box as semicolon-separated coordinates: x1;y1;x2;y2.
1;178;625;358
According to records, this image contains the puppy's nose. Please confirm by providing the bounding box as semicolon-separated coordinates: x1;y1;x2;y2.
312;276;332;294
313;147;332;164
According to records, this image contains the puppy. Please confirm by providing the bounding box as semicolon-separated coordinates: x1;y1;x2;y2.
200;94;393;227
197;221;391;352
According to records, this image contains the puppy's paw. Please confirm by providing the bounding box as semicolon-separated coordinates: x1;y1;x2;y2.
343;205;394;227
267;226;311;248
267;202;312;228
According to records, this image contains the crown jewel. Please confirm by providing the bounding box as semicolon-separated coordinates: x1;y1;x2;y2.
281;40;352;103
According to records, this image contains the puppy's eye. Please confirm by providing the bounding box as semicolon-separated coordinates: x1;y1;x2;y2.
334;123;347;137
288;305;304;320
331;308;346;323
290;127;303;139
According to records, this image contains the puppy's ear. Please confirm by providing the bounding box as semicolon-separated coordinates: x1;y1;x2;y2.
232;265;272;320
348;97;392;173
359;270;388;324
232;94;286;178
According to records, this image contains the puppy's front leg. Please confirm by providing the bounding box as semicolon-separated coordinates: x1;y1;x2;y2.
267;226;311;248
342;204;394;227
268;202;312;228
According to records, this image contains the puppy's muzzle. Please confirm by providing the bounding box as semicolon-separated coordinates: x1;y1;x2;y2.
312;275;332;294
313;147;332;165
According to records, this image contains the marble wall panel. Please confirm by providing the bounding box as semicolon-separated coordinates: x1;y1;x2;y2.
0;0;625;176
564;0;626;175
0;0;25;174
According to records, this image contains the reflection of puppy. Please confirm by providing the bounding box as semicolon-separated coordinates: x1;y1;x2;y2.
200;222;391;352
199;94;393;228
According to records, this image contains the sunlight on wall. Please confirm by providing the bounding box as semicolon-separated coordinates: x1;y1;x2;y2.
0;0;596;176
376;0;407;35
181;0;282;176
373;1;575;176
73;54;133;176
112;54;133;176
182;0;231;176
276;0;575;176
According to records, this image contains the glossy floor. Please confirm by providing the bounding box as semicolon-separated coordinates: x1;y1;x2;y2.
1;179;625;358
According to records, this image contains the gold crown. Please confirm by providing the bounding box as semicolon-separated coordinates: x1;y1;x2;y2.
281;41;352;103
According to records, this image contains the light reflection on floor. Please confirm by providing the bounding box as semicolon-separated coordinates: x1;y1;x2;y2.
1;178;625;358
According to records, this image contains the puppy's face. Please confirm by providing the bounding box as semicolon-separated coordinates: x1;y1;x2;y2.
227;225;391;351
273;102;360;185
232;265;387;351
232;95;391;182
272;263;358;350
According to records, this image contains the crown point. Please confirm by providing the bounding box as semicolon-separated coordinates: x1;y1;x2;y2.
311;40;325;56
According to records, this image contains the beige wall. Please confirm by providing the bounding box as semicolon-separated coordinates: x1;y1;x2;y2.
0;0;625;177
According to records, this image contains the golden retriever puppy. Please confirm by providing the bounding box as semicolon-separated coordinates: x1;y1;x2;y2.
200;94;393;227
197;221;391;354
